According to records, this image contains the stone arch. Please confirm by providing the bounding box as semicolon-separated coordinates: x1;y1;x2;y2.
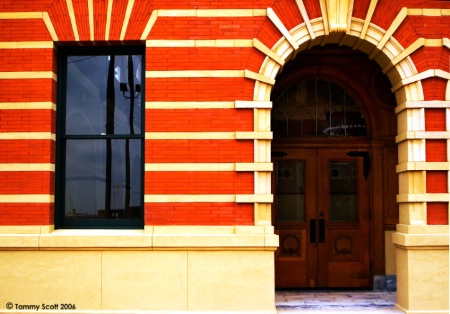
254;18;423;104
256;12;420;288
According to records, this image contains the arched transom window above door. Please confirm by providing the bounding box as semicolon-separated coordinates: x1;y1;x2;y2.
272;79;366;138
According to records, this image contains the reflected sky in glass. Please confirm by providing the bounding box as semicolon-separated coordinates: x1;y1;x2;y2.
66;55;142;135
65;139;141;217
63;54;143;219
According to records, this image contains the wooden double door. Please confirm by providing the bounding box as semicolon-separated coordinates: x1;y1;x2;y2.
273;147;372;288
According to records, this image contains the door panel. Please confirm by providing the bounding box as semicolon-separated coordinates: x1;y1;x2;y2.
274;148;371;288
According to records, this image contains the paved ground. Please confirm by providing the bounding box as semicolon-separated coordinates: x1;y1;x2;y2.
275;290;402;313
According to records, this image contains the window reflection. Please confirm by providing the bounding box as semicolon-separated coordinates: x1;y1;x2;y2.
66;55;142;135
65;139;142;219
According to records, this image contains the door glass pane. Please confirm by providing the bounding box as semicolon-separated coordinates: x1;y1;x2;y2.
65;139;142;219
329;161;358;222
276;161;305;222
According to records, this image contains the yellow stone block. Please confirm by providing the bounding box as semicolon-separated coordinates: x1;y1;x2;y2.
101;251;188;310
0;251;102;310
396;247;449;312
187;251;276;311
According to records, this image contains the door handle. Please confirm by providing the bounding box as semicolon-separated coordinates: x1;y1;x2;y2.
309;219;316;243
318;219;325;243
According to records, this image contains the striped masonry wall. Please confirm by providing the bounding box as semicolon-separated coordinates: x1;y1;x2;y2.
0;0;449;227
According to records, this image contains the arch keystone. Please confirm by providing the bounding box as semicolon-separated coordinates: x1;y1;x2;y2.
322;0;353;33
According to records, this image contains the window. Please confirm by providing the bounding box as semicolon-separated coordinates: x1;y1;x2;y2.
56;45;144;228
272;79;366;138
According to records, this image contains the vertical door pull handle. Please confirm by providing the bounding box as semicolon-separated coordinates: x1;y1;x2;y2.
318;219;325;243
310;219;316;243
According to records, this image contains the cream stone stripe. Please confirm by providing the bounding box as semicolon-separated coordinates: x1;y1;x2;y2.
42;12;58;41
369;8;450;60
318;0;330;36
353;0;377;50
146;39;254;47
146;70;275;85
0;12;43;19
105;0;114;40
338;0;355;45
395;101;450;114
157;9;267;17
141;10;158;40
0;195;54;203
237;194;273;203
0;132;55;140
88;0;94;41
345;0;355;34
146;100;272;109
244;70;276;85
0;12;58;41
0;71;56;80
391;69;450;93
145;132;272;140
145;39;283;66
146;163;272;172
397;193;450;203
66;0;80;41
237;132;272;140
444;38;450;49
146;101;235;109
295;0;316;40
267;8;299;50
0;102;55;110
119;0;135;40
396;131;450;143
235;100;272;108
145;194;272;203
253;38;285;66
407;8;450;16
369;7;407;60
383;38;444;74
396;162;450;172
0;42;54;49
0;164;55;171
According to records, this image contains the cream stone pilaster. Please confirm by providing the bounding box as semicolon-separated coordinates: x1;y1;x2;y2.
393;75;449;313
253;106;273;225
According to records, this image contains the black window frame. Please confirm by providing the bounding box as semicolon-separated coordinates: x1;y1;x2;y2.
55;44;145;229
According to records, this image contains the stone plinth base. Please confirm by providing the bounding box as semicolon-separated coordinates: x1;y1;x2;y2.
0;226;278;313
393;225;449;314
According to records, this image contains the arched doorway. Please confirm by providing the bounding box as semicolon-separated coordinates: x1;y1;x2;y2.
271;45;398;288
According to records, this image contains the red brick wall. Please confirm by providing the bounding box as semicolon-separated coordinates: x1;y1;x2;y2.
427;202;449;225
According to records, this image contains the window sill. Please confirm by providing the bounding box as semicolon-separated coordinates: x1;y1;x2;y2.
0;226;278;250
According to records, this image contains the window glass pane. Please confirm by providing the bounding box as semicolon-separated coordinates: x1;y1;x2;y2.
65;139;142;219
66;55;142;135
329;161;358;222
276;161;305;222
